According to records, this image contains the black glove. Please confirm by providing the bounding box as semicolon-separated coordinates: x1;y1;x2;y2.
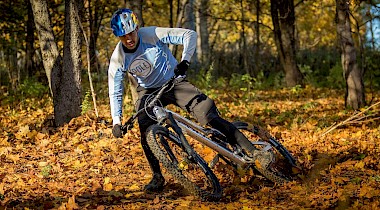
174;60;190;76
112;124;123;138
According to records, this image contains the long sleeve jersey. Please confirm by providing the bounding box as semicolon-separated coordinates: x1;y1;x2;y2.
108;26;197;125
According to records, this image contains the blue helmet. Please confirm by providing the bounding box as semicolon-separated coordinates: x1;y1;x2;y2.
111;9;139;37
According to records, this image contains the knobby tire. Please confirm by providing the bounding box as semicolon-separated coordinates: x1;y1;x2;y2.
146;124;222;201
233;122;298;184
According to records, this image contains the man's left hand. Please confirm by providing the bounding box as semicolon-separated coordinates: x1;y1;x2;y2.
174;60;190;76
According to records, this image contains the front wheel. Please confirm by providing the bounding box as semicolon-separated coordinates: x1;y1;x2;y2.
146;124;222;201
233;122;301;184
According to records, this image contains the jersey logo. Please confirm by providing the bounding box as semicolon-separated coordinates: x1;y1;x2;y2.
129;58;153;77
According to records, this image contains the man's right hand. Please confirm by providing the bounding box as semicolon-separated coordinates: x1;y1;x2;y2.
112;124;123;138
174;60;190;76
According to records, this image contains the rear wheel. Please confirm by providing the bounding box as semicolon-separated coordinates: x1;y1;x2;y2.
146;124;222;201
233;122;301;184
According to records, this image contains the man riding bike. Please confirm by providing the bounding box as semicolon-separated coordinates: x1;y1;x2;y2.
108;8;255;192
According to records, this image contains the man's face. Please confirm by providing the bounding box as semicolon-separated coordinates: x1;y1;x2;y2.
119;28;139;50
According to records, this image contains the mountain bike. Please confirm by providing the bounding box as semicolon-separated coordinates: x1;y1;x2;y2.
121;76;300;201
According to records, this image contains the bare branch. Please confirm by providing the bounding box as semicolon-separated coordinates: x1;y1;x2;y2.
321;101;380;137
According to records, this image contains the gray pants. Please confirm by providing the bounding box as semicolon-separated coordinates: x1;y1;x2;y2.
135;79;219;174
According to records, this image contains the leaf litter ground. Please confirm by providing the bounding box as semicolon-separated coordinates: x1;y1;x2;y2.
0;86;379;209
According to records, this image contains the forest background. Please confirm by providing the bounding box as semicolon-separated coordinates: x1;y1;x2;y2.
0;0;379;209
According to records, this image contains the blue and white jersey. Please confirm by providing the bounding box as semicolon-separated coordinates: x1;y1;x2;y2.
108;26;197;125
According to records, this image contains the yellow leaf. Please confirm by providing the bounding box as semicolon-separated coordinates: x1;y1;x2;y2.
27;130;38;139
8;154;20;163
255;159;262;170
104;177;110;185
226;203;236;210
128;183;140;191
39;138;50;147
0;147;11;156
67;195;79;209
39;161;49;167
35;132;46;140
103;183;113;191
178;161;188;170
18;125;30;136
0;183;4;194
239;198;249;203
17;178;25;187
15;132;24;140
125;193;133;199
96;205;105;210
76;126;89;134
98;139;109;147
355;161;365;169
153;196;160;204
73;160;82;168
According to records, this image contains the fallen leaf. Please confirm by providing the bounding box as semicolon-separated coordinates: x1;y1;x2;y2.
103;183;113;191
128;183;140;191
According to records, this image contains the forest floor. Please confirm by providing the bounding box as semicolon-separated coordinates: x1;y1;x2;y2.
0;85;379;210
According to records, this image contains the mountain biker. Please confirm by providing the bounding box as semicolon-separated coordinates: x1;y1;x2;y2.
108;8;254;192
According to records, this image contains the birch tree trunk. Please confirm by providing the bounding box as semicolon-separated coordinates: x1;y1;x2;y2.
335;0;365;109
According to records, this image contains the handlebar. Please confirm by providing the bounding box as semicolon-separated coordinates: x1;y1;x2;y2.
121;75;186;134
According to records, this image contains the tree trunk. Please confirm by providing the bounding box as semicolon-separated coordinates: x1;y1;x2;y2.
270;0;303;87
335;0;365;109
183;0;199;66
169;0;174;27
55;0;83;126
6;35;18;91
26;0;35;78
240;0;249;75
195;0;210;69
88;0;101;74
30;0;62;96
255;0;260;75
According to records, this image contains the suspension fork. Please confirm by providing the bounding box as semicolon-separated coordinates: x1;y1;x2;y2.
166;112;197;157
153;106;196;157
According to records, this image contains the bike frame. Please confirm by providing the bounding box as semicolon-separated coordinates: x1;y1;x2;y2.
153;106;273;169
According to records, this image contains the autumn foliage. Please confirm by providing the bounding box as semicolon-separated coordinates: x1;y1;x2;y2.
0;86;379;209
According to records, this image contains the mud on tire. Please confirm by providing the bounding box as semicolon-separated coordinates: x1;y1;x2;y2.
233;121;300;184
